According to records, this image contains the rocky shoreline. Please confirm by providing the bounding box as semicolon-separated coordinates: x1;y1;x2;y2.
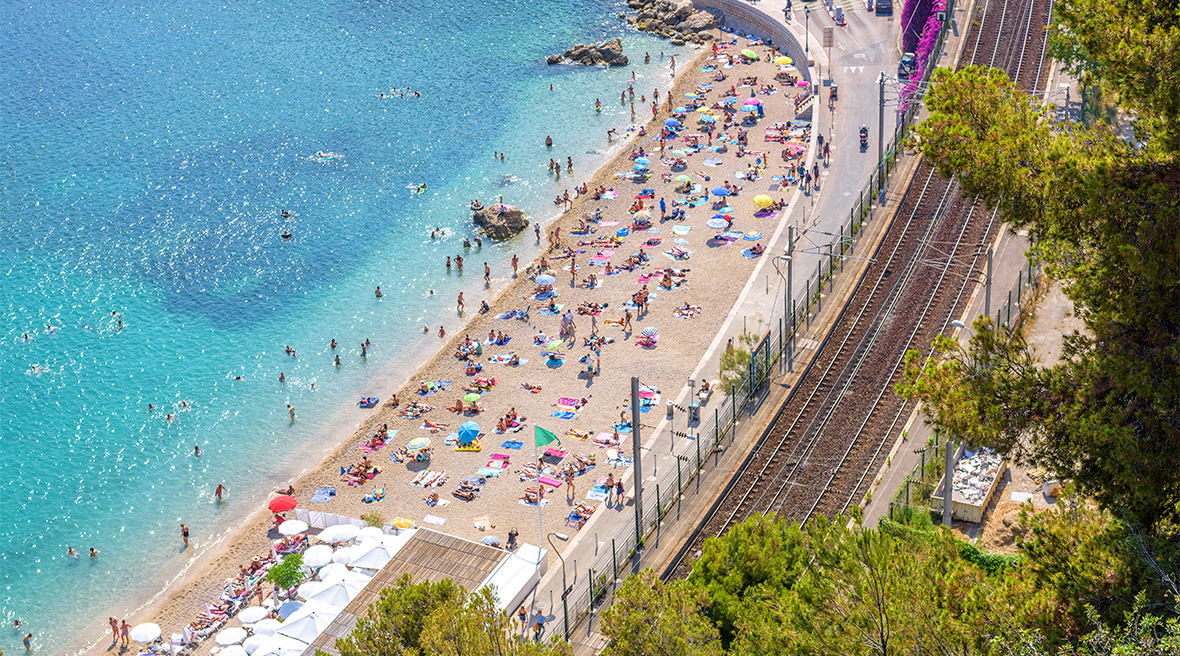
626;0;721;45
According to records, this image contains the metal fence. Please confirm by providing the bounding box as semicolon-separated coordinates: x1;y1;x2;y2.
538;4;963;643
888;257;1044;519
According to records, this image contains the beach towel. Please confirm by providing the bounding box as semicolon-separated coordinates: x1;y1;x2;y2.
607;452;633;466
742;248;762;258
538;475;564;488
544;447;569;458
422;515;446;526
671;225;691;235
473;515;490;530
500;440;524;449
566;428;592;441
585;485;610;502
536;305;563;316
601;191;618;199
551;411;576;420
474;467;503;477
310;487;336;503
557;397;581;407
702;158;724;167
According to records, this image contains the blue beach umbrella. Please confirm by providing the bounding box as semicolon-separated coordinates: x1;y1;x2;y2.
634;157;651;166
664;118;680;127
632;163;648;170
684;93;698;99
535;273;555;286
700;114;717;123
458;420;479;444
674;106;688;113
740;104;758;112
711;187;730;197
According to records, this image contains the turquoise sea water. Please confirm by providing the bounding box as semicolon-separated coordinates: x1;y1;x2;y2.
0;0;688;651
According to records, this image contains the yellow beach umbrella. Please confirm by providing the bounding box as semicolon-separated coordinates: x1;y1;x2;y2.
774;56;793;65
696;107;713;114
674;174;693;182
390;517;415;529
752;195;774;208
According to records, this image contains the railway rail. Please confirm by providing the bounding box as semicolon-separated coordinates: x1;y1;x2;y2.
668;0;1052;578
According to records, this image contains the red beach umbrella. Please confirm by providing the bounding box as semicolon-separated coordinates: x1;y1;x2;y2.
268;496;297;513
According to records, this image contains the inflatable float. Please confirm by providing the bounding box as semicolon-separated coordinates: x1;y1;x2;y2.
357;397;379;408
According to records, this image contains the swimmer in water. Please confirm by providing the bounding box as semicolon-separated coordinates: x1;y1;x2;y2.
67;546;78;558
281;230;292;241
233;375;244;381
195;444;201;456
330;339;337;349
375;286;383;297
334;355;342;366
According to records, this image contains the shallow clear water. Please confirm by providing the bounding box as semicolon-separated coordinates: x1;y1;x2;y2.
0;0;687;651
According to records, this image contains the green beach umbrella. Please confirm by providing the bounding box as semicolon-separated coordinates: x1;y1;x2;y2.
741;49;757;59
463;392;481;403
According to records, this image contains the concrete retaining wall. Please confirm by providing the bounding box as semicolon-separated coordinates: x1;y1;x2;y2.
692;0;811;84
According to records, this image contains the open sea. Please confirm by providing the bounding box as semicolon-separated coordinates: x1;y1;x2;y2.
0;0;688;651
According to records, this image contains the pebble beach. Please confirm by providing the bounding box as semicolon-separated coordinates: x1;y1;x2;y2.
87;34;815;655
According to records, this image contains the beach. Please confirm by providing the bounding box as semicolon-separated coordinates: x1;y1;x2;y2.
89;35;814;654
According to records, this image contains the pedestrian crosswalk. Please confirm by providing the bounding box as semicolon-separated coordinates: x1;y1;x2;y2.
800;0;862;12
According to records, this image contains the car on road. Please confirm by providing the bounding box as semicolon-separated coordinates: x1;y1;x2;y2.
898;52;917;79
875;0;894;14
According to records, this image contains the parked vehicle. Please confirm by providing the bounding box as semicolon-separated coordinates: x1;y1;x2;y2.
898;52;917;79
875;0;894;14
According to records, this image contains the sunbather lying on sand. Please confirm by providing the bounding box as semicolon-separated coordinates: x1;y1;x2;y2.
423;419;449;431
521;382;543;393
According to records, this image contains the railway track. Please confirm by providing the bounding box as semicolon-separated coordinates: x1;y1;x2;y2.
668;0;1052;578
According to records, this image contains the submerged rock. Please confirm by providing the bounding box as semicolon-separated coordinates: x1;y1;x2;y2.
473;203;530;240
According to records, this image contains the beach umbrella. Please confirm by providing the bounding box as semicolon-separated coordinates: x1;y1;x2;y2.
744;231;764;241
752;195;773;207
663;118;680;127
458;420;480;444
243;634;276;655
673;106;687;113
216;627;248;646
252;635;308;656
252;619;282;636
641;327;659;337
740;104;758;112
238;606;269;624
221;646;249;656
684;93;698;99
634;157;650;166
706;218;730;230
317;562;349;581
798;80;810;87
390;517;415;529
670;149;688;157
347;542;396;571
304;577;365;607
674;175;692;182
632;163;648;171
741;49;757;59
534;273;555;286
358;526;384;542
318;523;360;544
406;437;432;452
743;97;761;105
775;56;793;65
268;496;297;513
711;187;730;197
129;623;161;644
303;544;333;568
634;210;651;220
331;545;356;564
462;392;481;404
243;634;275;655
700;114;717;123
277;602;341;643
278;520;309;537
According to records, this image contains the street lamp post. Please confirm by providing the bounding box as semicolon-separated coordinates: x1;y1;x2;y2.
805;8;810;57
546;532;571;642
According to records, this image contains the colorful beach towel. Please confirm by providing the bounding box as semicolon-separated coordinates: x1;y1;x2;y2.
500;440;524;449
551;411;576;420
671;225;691;235
422;515;447;526
742;248;762;258
585;485;610;502
538;475;564;488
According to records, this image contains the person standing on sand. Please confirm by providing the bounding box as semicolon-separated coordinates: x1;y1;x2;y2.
121;620;130;647
565;470;576;499
180;523;189;546
215;483;227;501
623;310;632;332
109;617;119;642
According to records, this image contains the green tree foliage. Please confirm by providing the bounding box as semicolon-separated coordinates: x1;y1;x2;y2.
686;513;807;646
600;570;723;656
265;553;305;594
905;62;1180;532
330;575;569;656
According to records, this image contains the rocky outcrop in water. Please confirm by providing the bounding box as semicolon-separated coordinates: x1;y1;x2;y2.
625;0;721;43
473;203;530;240
546;38;629;66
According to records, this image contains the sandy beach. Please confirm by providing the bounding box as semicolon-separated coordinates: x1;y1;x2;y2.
97;35;814;654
